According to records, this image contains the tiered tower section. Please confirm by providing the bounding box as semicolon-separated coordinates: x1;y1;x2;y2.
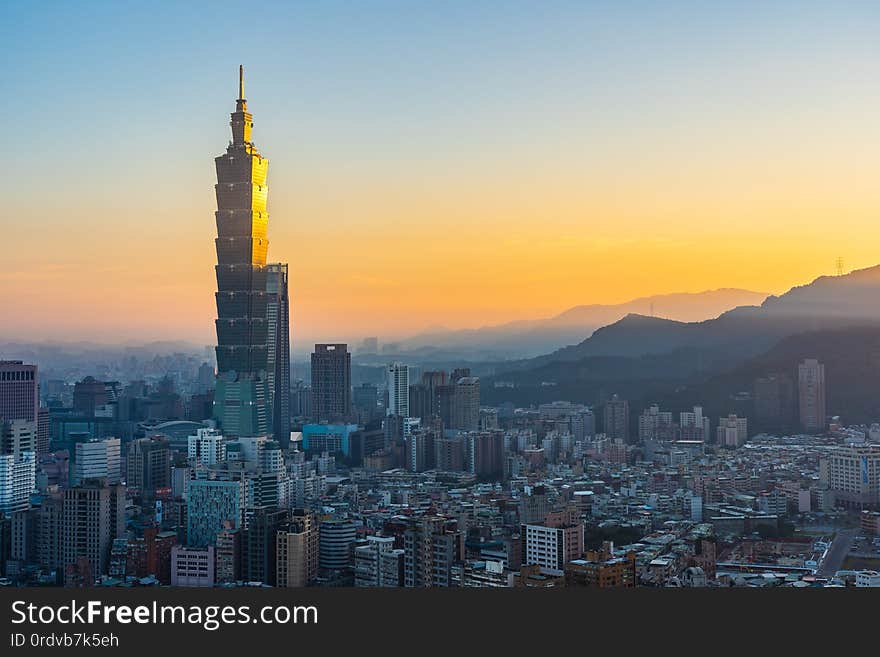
213;66;272;436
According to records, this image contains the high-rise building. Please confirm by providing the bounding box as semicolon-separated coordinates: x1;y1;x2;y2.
0;361;38;425
717;415;748;448
603;395;629;441
353;535;403;587
61;479;126;580
266;263;291;448
212;66;289;439
638;404;675;441
187;427;227;466
521;521;584;573
467;430;505;479
241;506;288;585
353;383;380;424
310;344;352;422
385;363;409;418
73;437;121;485
36;407;49;454
186;478;246;548
276;509;319;587
403;516;459;588
126;436;171;498
754;373;796;430
679;406;710;441
437;374;480;431
798;359;826;433
0;419;36;515
319;518;358;571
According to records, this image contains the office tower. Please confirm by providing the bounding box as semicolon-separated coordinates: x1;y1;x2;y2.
1;418;36;457
0;361;38;424
353;383;380;423
36;407;49;454
241;506;288;584
716;415;748;448
126;436;171;498
521;522;584;573
72;377;108;416
61;479;126;580
213;66;277;438
354;535;403;587
319;518;358;571
679;406;710;441
187;427;227;466
0;419;36;515
73;437;121;485
266;262;291;448
754;373;796;429
403;516;459;588
420;370;448;419
0;450;35;515
603;395;629;441
276;509;319;587
310;344;352;422
798;359;826;432
310;345;351;422
386;363;409;417
408;383;432;422
186;478;247;548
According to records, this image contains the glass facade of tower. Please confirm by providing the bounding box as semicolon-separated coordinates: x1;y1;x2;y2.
213;69;290;440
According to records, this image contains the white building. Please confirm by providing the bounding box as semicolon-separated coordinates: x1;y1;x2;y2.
73;437;121;485
0;451;36;515
188;428;226;466
386;363;409;417
855;570;880;587
171;545;215;587
717;415;748;447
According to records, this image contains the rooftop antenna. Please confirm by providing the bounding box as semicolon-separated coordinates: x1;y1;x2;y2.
835;256;844;277
238;64;245;101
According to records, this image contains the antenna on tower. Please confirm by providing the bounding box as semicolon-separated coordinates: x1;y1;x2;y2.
238;65;245;101
835;256;844;277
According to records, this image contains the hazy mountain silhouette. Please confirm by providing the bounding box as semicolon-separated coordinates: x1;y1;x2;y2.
397;288;767;359
492;265;880;378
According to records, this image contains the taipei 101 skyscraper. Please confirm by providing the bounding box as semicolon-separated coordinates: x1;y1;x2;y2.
212;67;291;446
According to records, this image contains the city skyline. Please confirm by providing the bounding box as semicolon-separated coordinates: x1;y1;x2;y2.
2;1;880;346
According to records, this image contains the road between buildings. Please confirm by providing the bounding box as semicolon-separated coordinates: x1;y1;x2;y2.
817;528;857;578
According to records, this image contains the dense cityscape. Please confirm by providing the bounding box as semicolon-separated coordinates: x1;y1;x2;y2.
1;68;879;592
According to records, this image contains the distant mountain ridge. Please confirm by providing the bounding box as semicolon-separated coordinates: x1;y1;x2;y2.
506;265;880;368
394;288;767;359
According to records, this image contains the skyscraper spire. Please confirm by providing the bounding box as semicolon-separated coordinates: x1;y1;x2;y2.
231;65;251;145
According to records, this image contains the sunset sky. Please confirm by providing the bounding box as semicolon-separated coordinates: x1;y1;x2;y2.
2;1;879;351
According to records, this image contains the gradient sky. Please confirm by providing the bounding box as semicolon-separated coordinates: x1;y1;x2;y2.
2;1;879;350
